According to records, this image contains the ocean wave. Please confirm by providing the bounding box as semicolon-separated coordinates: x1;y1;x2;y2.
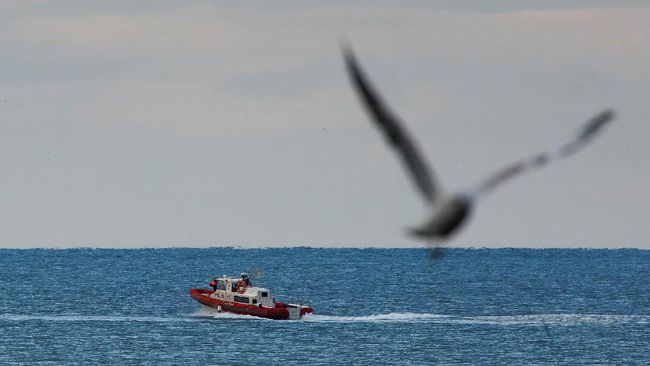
0;310;262;323
0;314;196;323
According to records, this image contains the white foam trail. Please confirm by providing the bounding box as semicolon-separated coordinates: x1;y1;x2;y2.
300;313;650;325
459;314;650;326
190;305;269;321
190;306;222;318
302;312;447;323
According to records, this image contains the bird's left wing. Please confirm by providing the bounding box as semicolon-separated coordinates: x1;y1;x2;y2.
342;44;440;204
474;109;615;197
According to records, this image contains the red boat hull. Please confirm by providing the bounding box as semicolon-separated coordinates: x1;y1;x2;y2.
190;288;314;320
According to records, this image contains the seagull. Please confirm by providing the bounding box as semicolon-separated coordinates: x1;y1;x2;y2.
342;44;615;241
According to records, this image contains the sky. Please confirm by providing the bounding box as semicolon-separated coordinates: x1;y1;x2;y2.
0;1;648;248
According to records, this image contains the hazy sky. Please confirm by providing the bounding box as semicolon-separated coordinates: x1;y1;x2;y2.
1;1;648;248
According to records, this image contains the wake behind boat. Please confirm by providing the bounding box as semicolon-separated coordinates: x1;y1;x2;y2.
190;273;314;320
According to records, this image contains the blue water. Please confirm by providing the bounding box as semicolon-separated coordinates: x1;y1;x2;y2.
0;248;648;364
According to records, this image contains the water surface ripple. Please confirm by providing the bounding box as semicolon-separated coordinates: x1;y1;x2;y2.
0;248;648;364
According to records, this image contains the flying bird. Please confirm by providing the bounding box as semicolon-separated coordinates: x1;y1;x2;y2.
342;44;614;241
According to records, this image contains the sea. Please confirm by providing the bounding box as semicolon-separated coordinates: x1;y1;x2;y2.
0;248;648;365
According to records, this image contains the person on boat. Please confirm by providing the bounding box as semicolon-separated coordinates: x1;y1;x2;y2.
236;273;251;294
210;278;218;292
240;272;251;286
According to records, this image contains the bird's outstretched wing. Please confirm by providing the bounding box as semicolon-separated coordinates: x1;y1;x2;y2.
475;109;615;196
342;44;439;203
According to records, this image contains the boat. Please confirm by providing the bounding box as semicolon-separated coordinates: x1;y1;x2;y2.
190;273;314;320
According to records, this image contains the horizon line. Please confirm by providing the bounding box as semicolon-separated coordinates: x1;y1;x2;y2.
0;245;647;250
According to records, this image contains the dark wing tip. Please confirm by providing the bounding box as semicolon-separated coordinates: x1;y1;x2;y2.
600;108;616;120
339;42;389;129
340;41;364;87
592;108;616;127
577;108;616;146
598;108;615;127
580;108;616;140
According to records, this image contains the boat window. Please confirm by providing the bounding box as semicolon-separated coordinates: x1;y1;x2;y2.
234;296;250;304
231;283;237;292
216;280;225;291
261;292;268;297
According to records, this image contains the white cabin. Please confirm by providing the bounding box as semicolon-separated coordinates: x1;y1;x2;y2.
209;275;275;308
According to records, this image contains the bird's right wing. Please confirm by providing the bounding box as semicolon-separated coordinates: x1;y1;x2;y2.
474;109;615;197
342;44;440;204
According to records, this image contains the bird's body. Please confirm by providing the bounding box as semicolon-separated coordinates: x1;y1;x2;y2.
342;43;614;241
409;195;472;239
